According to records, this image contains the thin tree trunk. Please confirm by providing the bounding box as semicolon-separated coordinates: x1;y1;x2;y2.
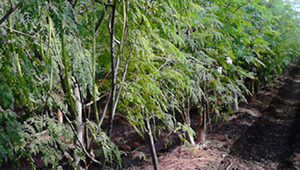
254;80;259;94
197;83;208;143
145;117;159;170
249;79;255;103
232;91;238;112
60;30;82;167
197;102;207;143
182;103;195;145
74;84;83;168
57;109;63;123
100;4;117;170
107;4;117;138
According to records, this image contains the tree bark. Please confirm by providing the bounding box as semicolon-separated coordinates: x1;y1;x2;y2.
232;91;238;112
100;4;117;170
57;109;63;123
74;84;83;168
183;104;195;145
145;117;159;170
107;3;117;138
197;102;207;143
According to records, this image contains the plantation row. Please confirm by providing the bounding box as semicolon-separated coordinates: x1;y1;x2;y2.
1;0;300;169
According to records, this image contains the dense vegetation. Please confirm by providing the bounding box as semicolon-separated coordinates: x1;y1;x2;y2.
1;0;300;169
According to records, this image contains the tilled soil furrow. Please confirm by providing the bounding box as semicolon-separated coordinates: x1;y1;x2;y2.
220;69;300;169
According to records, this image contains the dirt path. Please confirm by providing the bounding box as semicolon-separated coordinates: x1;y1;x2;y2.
220;66;300;169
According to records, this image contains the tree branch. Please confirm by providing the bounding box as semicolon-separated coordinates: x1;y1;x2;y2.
100;4;116;169
72;0;78;8
61;109;102;166
147;60;170;78
114;37;120;45
95;10;106;34
94;0;114;7
112;49;132;116
222;0;252;23
46;93;101;166
9;0;13;8
1;25;57;55
0;2;21;26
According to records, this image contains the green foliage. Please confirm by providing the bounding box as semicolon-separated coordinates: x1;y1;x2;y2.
87;119;122;165
1;0;300;168
20;116;72;169
0;108;23;168
119;0;300;145
0;83;14;109
96;131;122;165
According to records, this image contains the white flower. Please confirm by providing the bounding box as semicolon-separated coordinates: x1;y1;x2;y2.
226;57;232;65
217;66;223;75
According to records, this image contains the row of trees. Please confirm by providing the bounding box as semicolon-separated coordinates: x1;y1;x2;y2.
1;0;300;169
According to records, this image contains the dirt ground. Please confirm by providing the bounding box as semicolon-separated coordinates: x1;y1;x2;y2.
102;65;300;170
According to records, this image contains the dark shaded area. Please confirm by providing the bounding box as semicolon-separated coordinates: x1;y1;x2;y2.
89;115;182;169
222;66;300;169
